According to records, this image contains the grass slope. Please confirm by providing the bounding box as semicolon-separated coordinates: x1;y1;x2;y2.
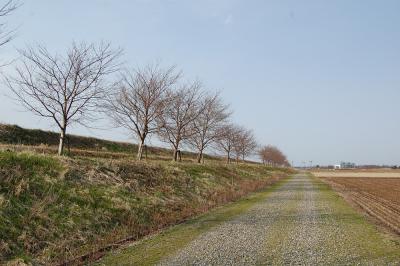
0;124;135;153
97;179;289;266
0;124;215;161
0;151;292;265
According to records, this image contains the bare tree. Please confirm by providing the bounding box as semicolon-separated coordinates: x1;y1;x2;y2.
233;128;257;163
6;42;122;155
215;124;241;164
259;145;289;167
157;81;203;161
105;64;180;160
0;0;19;48
258;146;268;164
187;91;230;163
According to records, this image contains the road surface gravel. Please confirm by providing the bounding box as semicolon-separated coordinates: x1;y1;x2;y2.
158;174;400;265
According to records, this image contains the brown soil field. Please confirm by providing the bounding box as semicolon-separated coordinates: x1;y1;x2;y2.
312;171;400;178
314;168;400;173
319;175;400;235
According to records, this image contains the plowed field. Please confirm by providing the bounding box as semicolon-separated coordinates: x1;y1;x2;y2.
321;176;400;235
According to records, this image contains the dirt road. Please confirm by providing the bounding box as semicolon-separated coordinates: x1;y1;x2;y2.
99;174;400;265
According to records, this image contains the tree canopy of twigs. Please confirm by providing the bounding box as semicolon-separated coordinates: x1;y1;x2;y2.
233;127;258;162
187;91;231;163
215;124;239;163
0;0;19;47
105;64;180;160
6;42;122;155
157;80;204;161
259;145;290;167
215;124;258;164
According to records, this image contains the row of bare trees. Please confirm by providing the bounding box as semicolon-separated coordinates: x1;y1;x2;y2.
216;125;258;163
104;63;259;163
0;1;290;165
258;145;290;167
5;39;288;165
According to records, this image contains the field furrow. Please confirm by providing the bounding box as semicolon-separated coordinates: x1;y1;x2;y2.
351;192;400;234
317;174;400;236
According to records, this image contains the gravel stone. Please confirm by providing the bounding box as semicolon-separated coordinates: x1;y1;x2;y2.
158;174;400;266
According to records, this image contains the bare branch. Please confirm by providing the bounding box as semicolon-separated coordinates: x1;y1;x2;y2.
104;63;180;159
232;128;258;162
157;80;204;161
0;0;20;47
6;41;122;155
215;124;257;163
185;91;231;163
259;145;290;167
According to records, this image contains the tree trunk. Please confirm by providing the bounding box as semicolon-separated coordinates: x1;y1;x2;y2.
58;128;66;156
226;150;230;164
137;139;145;160
173;140;182;162
197;149;203;163
177;150;182;162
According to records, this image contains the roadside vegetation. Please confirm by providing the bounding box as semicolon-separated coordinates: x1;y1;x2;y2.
0;150;293;265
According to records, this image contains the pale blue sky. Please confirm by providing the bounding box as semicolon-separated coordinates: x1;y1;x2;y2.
1;0;400;166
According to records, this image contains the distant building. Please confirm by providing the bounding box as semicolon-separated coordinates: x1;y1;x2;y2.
334;164;341;169
340;162;356;169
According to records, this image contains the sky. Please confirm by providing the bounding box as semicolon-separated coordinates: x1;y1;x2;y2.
0;0;400;166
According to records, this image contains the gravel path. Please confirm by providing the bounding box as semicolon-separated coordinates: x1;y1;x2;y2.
158;174;400;266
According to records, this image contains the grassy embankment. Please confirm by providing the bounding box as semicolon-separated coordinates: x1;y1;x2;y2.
0;124;215;161
0;149;292;265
